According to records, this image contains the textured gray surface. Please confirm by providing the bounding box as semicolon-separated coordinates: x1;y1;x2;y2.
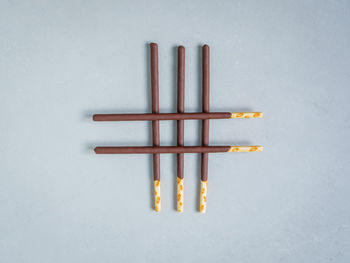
1;0;350;262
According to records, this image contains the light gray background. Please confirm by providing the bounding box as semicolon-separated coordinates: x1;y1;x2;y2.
1;0;349;262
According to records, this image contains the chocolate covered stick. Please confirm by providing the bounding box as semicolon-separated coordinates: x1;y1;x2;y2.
94;146;263;154
150;43;161;212
93;112;262;121
200;45;210;213
177;46;185;212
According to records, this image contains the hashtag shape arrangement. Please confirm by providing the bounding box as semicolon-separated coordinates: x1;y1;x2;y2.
93;43;263;213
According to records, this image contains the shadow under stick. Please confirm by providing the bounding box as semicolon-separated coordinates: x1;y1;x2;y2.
151;43;161;212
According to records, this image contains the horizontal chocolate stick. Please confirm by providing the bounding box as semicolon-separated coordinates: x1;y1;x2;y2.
94;146;263;154
93;112;262;121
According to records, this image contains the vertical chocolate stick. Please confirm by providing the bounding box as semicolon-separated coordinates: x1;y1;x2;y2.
200;45;210;213
177;46;185;212
150;43;161;212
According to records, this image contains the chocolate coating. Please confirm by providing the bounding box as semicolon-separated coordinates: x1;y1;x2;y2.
177;46;185;179
93;112;231;121
201;45;210;181
95;146;231;154
151;43;160;181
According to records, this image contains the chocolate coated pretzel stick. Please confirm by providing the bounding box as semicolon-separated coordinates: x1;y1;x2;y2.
200;45;210;213
150;43;161;212
93;112;262;121
94;146;263;154
177;46;185;212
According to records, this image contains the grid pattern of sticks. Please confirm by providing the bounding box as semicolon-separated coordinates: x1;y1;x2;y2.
93;43;263;213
